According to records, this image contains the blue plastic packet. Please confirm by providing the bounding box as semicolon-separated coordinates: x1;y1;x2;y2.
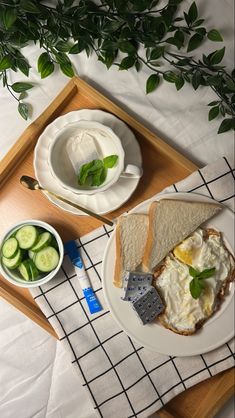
64;240;102;314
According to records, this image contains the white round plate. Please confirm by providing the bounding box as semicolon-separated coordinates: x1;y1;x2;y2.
102;192;235;356
34;110;142;215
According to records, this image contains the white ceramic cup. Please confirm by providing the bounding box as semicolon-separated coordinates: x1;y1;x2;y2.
49;120;142;195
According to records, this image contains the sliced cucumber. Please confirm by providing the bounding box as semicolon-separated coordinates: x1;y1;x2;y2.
28;250;35;260
35;246;59;272
1;237;19;259
28;260;40;281
31;232;52;252
16;226;38;250
2;249;22;269
18;260;32;281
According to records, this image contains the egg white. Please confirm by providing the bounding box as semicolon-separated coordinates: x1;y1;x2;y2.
155;229;234;334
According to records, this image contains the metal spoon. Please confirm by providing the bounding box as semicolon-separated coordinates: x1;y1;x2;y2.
20;175;114;227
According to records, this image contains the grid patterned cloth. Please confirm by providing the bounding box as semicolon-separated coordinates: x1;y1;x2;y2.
30;156;235;418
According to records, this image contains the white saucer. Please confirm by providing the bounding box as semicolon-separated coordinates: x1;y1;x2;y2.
34;110;142;215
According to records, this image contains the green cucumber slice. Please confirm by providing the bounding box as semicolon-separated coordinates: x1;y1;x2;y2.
31;232;52;252
2;237;19;259
18;260;32;281
34;247;59;272
28;260;40;281
2;249;22;269
16;226;38;250
28;250;35;260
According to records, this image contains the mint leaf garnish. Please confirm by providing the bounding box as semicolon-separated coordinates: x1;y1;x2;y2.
189;266;216;299
103;155;118;169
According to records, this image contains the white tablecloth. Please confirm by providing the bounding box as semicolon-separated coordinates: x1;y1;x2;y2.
0;0;234;417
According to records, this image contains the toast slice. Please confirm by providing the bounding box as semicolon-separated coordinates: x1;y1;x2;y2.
142;199;221;272
114;214;149;288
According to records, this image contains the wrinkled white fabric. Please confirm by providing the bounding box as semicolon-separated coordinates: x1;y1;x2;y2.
0;0;234;417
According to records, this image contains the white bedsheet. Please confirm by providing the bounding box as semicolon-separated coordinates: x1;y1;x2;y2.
0;0;234;417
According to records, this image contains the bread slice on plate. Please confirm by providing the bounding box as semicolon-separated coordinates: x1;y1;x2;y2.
114;214;149;288
142;199;221;272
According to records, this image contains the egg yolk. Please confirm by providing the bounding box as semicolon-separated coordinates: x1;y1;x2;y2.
173;247;193;265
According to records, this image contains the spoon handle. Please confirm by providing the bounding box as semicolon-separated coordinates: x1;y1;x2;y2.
44;190;114;227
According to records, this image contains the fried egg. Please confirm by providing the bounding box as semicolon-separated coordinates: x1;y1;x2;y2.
154;229;234;335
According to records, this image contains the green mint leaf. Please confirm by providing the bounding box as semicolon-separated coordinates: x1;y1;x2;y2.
103;155;118;169
187;33;204;52
190;278;203;299
209;47;225;65
92;167;107;186
218;118;234;134
18;102;29;120
207;29;223;42
79;160;104;185
188;2;198;23
146;74;160;94
189;266;200;278
208;106;220;121
11;82;34;93
197;267;216;279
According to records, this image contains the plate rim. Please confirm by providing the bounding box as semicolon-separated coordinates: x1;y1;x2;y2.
102;192;234;356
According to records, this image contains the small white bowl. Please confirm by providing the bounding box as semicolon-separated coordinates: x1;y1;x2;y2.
0;220;64;288
48;120;125;195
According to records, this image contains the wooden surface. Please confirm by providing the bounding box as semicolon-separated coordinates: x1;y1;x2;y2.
0;77;233;418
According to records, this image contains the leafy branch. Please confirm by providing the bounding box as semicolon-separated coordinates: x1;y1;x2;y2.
0;0;234;133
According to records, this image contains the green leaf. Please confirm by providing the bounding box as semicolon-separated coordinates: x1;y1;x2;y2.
135;61;141;72
184;12;191;27
56;41;71;53
187;33;204;52
225;77;235;92
0;56;12;71
2;8;17;29
146;74;160;94
163;71;178;83
197;267;216;279
207;75;221;87
192;19;204;27
60;63;74;78
18;102;29;120
41;61;54;79
64;0;74;6
79;160;103;185
207;29;223;42
11;82;33;93
37;52;50;73
119;56;135;70
190;278;203;299
208;106;220;121
209;47;225;65
189;266;200;278
195;27;206;36
218;118;234;134
92;167;107;186
166;37;182;50
188;2;198;23
208;100;220;106
150;47;164;60
17;59;30;77
20;0;41;13
175;75;184;90
174;30;184;45
103;155;118;168
119;41;136;54
192;70;202;90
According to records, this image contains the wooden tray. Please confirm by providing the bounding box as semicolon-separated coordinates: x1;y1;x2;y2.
0;77;233;418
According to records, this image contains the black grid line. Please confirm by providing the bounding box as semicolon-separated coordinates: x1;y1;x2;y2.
224;156;235;180
187;170;235;193
200;355;212;377
74;330;123;362
198;170;214;199
62;310;109;341
128;395;162;418
64;266;137;417
80;231;110;247
219;194;235;203
83;347;144;385
38;286;103;418
169;356;187;390
173;183;178;192
128;336;164;407
103;224;111;238
226;343;235;358
78;238;102;282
